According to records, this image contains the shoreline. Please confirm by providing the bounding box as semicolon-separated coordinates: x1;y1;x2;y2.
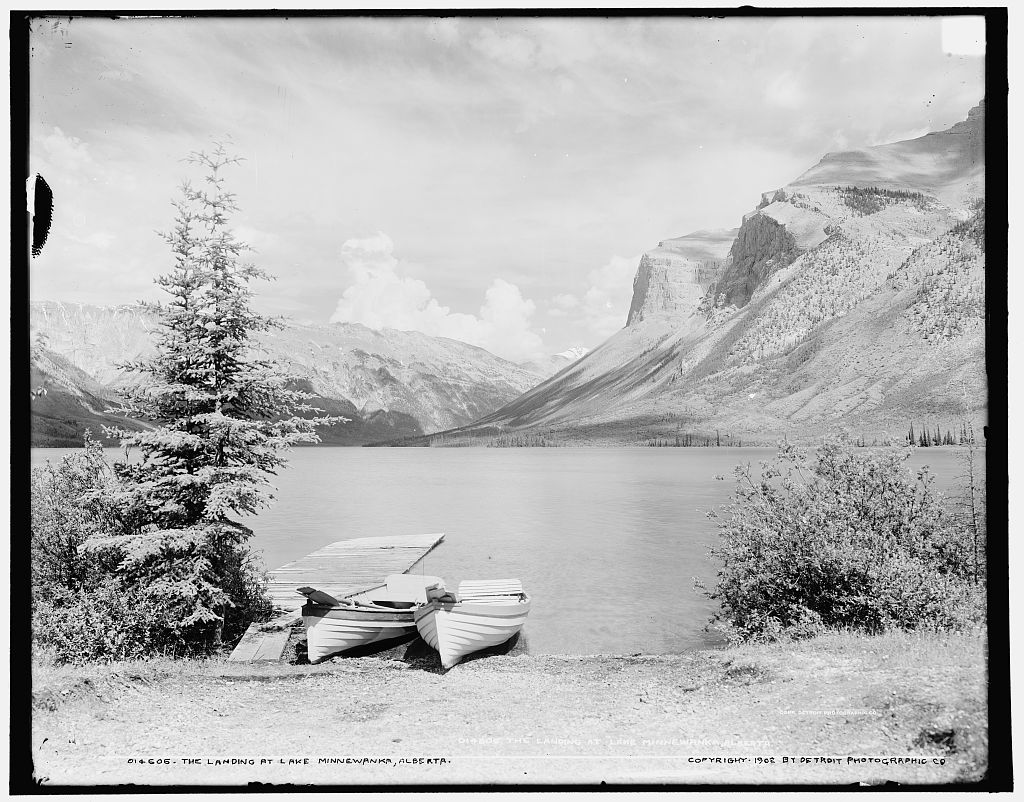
30;629;988;787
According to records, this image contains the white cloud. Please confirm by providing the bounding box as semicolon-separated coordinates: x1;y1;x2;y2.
98;67;135;82
430;18;460;47
765;71;804;109
330;233;546;362
871;126;933;147
549;293;580;316
28;18;984;334
829;129;851;151
234;225;278;251
533;21;602;70
66;229;115;249
561;254;640;340
34;125;141;196
36;126;95;175
472;27;537;69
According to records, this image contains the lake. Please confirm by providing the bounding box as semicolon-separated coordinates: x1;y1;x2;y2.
30;446;976;655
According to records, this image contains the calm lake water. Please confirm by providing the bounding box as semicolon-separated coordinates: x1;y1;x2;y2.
30;446;975;655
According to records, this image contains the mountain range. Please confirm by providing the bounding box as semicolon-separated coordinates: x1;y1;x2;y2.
30;101;987;448
29;302;586;447
430;100;987;445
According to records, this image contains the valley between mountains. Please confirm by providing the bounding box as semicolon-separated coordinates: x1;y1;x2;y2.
30;101;987;448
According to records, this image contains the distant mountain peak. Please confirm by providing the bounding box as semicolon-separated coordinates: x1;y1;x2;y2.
517;346;589;379
556;346;588;361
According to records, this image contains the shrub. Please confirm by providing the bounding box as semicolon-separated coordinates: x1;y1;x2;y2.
30;437;275;662
216;541;274;644
32;583;173;664
702;438;983;643
30;441;170;662
30;435;124;603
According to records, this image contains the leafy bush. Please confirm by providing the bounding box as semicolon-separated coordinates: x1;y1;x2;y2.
209;538;274;644
32;583;173;664
30;441;171;662
702;439;984;643
30;435;124;601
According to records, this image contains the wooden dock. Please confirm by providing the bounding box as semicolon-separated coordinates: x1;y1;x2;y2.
265;532;446;611
229;532;445;662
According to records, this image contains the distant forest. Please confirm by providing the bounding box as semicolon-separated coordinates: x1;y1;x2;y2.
838;185;931;215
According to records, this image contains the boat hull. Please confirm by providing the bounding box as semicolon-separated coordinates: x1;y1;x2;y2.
299;573;445;663
414;596;531;669
302;603;416;663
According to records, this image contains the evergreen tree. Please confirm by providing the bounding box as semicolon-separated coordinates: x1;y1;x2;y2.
99;146;343;649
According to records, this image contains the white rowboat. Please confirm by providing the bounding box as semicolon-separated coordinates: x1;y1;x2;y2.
300;574;445;663
414;579;531;669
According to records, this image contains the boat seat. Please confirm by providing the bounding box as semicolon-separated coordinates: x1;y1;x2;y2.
457;579;525;602
458;596;527;603
458;579;523;594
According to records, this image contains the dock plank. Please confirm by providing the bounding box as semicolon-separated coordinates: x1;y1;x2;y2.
265;532;445;611
228;622;292;662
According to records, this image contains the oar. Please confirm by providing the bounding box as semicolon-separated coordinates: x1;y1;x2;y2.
296;587;348;606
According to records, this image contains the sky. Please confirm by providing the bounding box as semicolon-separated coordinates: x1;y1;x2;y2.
28;14;985;362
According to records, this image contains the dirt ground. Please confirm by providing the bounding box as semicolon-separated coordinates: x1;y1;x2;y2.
28;629;990;788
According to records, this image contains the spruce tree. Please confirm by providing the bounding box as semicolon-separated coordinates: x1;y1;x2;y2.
100;146;342;649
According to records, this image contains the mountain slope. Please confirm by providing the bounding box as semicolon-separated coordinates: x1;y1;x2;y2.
30;347;151;447
791;100;984;205
446;101;987;445
29;302;558;446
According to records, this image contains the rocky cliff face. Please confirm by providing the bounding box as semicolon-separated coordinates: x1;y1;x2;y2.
714;215;799;309
447;101;987;444
626;229;735;325
31;303;158;389
29;302;561;446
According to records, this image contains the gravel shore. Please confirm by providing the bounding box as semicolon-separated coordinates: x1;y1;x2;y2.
29;630;988;787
